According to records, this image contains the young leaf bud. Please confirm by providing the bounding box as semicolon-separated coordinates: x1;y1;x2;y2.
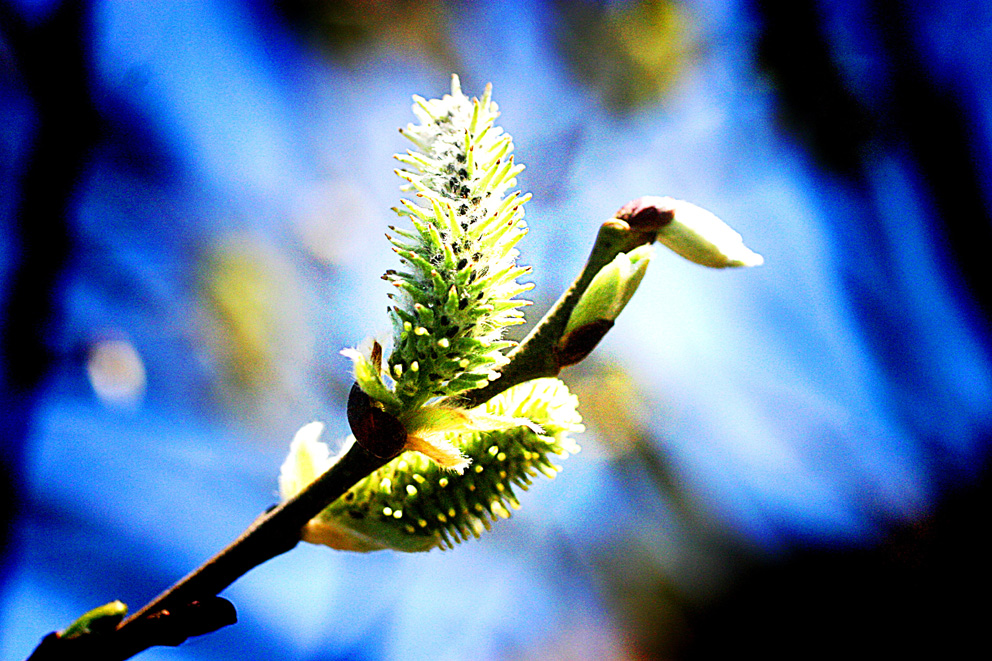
564;244;654;336
617;196;763;268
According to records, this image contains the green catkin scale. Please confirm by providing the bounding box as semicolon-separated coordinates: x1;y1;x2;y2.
311;378;583;552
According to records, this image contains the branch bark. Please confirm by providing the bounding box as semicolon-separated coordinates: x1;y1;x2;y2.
28;428;404;661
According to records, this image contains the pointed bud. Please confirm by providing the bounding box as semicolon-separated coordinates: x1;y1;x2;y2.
564;244;654;336
61;601;128;639
617;196;763;268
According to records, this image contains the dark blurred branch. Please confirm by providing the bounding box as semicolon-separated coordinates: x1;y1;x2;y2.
0;0;97;387
0;0;97;596
755;0;992;326
871;0;992;323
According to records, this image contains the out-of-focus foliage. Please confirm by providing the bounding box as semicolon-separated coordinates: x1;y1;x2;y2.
199;235;312;417
278;0;458;68
567;360;736;659
555;0;700;112
569;361;649;457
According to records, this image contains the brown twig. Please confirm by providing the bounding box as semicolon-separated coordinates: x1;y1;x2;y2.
27;598;237;661
26;419;405;661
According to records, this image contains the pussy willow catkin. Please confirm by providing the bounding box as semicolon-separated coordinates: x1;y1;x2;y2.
281;78;584;552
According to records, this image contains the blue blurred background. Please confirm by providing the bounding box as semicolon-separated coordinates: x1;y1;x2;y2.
3;0;991;658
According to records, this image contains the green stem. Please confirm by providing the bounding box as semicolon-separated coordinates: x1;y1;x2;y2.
456;218;654;408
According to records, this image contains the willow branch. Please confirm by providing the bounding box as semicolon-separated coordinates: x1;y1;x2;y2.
27;428;404;661
27;200;675;661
